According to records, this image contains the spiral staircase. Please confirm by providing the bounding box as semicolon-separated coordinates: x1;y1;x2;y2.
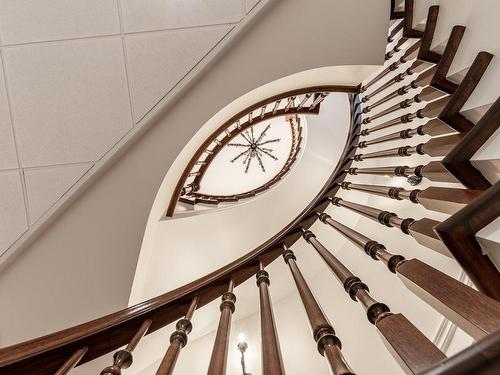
0;1;499;374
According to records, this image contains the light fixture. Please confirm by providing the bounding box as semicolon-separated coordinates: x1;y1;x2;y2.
237;333;251;375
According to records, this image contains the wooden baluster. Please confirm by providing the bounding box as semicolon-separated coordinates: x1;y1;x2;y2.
364;61;433;106
358;121;456;148
361;40;423;95
101;319;152;375
256;261;286;375
384;37;407;61
309;93;328;110
441;97;500;189
329;197;450;256
353;133;463;161
156;296;199;375
361;66;438;118
282;246;354;375
317;214;500;340
207;280;236;375
301;229;446;374
55;347;88;375
297;93;312;110
360;96;451;136
345;162;459;183
363;4;441;95
337;182;481;215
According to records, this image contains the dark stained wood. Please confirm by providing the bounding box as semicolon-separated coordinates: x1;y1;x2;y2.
207;280;236;375
421;133;463;156
376;314;446;374
408;218;451;257
416;6;441;63
256;263;286;375
438;52;493;132
166;85;360;216
442;98;499;189
429;25;466;94
303;226;445;374
361;66;438;120
416;186;482;215
361;40;422;93
421;161;460;183
390;1;405;20
331;198;450;256
420;330;500;375
156;296;199;375
282;247;354;375
101;319;151;375
403;0;424;38
345;162;459;183
435;182;500;301
338;182;480;215
361;95;450;136
54;348;88;375
397;259;500;340
319;215;500;341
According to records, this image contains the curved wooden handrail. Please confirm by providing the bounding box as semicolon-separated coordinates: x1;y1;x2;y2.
0;96;359;375
166;85;360;217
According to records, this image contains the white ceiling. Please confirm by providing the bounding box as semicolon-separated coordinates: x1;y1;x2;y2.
200;115;299;196
0;0;261;257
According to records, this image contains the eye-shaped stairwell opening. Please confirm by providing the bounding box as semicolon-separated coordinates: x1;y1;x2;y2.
1;1;499;375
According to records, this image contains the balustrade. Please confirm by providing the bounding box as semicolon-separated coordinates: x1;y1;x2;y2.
282;246;354;375
329;197;450;256
316;214;500;340
1;2;499;375
301;228;447;374
337;182;481;215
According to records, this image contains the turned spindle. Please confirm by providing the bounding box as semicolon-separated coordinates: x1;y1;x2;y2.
353;134;463;161
256;261;286;375
359;96;451;136
358;118;456;147
207;280;236;375
156;296;199;375
55;348;89;375
329;197;450;256
301;228;446;374
361;66;439;120
337;182;481;215
101;319;152;375
344;162;459;183
282;246;354;375
317;214;500;340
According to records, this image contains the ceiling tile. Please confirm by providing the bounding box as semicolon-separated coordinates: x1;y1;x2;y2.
0;171;28;254
0;0;121;45
0;55;18;170
126;25;232;121
3;38;134;167
120;0;243;33
24;163;93;223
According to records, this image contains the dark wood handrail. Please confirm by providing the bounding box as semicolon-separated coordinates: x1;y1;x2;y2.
0;97;360;375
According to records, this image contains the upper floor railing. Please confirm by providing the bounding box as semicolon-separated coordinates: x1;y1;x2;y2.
1;1;499;374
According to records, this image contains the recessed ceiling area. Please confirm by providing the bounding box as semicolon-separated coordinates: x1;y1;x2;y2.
199;115;304;196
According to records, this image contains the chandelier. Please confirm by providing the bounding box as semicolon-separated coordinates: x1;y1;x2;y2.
227;124;281;173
